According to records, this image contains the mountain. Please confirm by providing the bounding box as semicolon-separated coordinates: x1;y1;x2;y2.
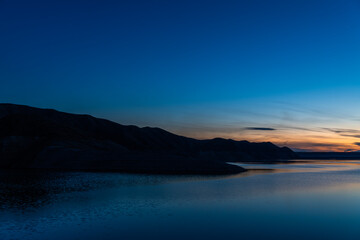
0;104;297;174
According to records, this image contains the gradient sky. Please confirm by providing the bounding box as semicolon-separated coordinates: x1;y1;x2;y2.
2;0;360;151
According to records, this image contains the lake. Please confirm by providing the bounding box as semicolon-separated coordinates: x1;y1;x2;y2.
1;160;360;240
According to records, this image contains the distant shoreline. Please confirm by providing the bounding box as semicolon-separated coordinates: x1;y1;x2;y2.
295;152;360;160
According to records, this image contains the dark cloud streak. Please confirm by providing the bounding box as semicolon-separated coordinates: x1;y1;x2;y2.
324;128;360;138
245;127;276;131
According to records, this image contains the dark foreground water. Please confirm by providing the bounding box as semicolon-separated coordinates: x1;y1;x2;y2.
1;160;360;240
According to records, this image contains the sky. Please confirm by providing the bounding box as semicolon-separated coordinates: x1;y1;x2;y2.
1;0;360;152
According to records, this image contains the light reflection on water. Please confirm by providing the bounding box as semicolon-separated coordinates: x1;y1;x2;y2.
1;160;360;240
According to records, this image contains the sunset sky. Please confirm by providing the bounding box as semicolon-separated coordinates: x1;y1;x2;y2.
2;0;360;151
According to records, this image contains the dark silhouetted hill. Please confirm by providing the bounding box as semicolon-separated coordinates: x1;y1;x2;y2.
0;104;297;174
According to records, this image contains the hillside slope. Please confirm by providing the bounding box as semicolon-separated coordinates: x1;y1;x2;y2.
0;104;296;174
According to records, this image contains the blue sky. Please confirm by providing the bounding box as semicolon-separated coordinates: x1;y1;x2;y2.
2;0;360;151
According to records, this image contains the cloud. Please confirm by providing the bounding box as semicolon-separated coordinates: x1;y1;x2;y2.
281;141;346;150
245;127;276;131
341;134;360;139
354;142;360;146
324;128;360;138
324;128;360;134
298;142;342;148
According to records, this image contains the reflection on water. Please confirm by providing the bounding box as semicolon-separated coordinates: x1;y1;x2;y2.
1;160;360;240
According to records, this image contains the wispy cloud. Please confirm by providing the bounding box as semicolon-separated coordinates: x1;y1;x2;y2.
293;142;343;148
324;128;360;138
340;134;360;139
324;128;360;134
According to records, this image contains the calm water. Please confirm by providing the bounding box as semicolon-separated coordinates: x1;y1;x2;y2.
1;160;360;240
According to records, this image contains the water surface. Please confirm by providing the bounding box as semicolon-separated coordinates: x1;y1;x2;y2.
1;160;360;240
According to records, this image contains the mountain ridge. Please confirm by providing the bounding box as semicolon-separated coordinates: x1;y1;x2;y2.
0;103;297;174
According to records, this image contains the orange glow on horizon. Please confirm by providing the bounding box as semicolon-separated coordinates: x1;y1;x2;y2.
176;127;360;152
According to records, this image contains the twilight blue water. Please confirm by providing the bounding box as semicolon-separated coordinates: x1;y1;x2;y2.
1;160;360;240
